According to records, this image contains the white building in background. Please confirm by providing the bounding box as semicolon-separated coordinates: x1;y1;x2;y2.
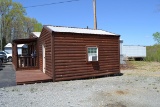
120;40;126;64
122;45;146;60
4;43;28;55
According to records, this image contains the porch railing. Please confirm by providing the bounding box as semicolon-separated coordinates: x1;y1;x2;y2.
18;56;37;68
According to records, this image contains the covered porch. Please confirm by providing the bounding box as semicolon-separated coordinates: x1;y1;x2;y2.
12;38;53;84
12;38;39;70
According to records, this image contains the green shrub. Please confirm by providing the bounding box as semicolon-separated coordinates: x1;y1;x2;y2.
145;45;160;62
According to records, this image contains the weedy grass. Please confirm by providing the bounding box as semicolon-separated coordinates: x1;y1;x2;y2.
145;45;160;62
129;61;160;72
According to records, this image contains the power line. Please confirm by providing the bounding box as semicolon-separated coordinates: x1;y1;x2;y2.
23;0;80;8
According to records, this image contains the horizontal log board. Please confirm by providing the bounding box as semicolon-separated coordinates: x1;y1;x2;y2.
54;42;118;45
99;54;119;57
54;37;118;41
54;63;119;68
45;66;52;70
54;61;119;66
54;38;118;42
55;51;86;54
54;37;118;40
54;47;118;51
55;63;119;68
55;67;120;72
55;65;118;70
45;71;53;77
54;57;119;62
54;44;119;48
55;60;86;63
55;54;86;57
55;71;120;76
55;72;120;81
55;42;117;47
54;35;118;39
55;57;87;60
45;60;52;63
55;66;119;72
54;48;118;52
55;68;120;74
58;54;111;57
55;70;119;78
55;48;86;51
54;41;118;44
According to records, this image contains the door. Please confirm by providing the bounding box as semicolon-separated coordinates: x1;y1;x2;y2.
42;45;46;73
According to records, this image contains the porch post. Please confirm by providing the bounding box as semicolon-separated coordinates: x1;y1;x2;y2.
13;42;18;70
36;40;39;67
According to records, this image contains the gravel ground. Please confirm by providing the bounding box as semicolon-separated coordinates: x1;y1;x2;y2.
0;69;160;107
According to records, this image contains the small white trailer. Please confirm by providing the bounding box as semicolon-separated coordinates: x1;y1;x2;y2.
122;45;146;60
120;40;126;64
4;43;27;55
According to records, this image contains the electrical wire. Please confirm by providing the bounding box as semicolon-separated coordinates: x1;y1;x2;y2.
23;0;80;8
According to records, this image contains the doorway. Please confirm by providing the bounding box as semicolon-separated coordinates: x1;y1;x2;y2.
42;45;46;73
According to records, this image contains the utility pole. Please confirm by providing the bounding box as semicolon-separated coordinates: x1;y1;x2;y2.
93;0;97;30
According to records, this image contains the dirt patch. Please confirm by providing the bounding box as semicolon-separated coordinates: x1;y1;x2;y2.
121;61;160;71
120;61;135;70
121;61;160;77
115;90;129;95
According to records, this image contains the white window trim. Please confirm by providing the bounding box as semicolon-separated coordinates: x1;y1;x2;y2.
87;46;98;62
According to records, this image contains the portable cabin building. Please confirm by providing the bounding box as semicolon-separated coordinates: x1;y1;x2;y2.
37;25;120;81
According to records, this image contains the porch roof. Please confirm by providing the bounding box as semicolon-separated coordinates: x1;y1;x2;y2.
12;38;37;44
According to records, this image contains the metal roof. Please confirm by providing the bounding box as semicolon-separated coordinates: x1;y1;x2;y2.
46;26;119;36
31;32;41;37
5;43;12;47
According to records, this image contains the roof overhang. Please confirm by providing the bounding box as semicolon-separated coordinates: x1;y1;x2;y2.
30;32;41;38
45;25;120;37
12;38;37;44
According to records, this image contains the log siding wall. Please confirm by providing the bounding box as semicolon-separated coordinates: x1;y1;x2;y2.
38;27;53;77
53;32;120;81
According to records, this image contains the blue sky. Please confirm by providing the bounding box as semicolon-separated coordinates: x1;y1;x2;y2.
12;0;160;46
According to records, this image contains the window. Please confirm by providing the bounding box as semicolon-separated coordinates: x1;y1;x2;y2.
87;46;98;61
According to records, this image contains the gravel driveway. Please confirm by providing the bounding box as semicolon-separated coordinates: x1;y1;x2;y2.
0;69;160;107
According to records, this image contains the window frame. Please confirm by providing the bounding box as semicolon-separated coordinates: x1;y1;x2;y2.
86;45;99;62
